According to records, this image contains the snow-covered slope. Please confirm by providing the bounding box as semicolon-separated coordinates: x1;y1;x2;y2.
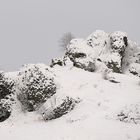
0;65;140;140
0;30;140;140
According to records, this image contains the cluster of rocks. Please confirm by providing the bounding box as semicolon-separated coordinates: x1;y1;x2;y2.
51;30;140;77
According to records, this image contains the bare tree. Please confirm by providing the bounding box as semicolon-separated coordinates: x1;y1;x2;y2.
59;32;75;50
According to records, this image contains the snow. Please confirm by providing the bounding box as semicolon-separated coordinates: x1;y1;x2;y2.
1;30;140;140
127;63;140;77
86;30;109;49
0;65;140;140
67;38;95;57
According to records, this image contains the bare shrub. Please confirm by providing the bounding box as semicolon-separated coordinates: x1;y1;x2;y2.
59;32;75;50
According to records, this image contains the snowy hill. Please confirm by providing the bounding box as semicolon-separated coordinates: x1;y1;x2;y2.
0;30;140;140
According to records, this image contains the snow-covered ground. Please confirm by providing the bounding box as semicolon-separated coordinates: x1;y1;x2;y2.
0;65;140;140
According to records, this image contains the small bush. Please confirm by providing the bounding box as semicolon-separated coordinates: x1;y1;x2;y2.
59;32;75;50
117;103;140;124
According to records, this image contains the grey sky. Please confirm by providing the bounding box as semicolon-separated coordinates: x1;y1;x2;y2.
0;0;139;71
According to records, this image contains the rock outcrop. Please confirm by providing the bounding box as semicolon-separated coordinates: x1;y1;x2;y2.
62;30;140;75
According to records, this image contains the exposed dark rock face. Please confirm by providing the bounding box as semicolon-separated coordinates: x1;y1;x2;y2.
50;58;64;67
107;60;122;73
73;61;95;72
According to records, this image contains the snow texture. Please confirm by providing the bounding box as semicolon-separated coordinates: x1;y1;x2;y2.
0;30;140;140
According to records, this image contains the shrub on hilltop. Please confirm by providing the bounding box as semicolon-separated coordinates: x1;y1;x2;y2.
16;64;57;112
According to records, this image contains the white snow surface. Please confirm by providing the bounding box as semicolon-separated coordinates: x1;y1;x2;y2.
0;65;140;140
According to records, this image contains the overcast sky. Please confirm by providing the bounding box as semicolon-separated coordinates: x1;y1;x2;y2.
0;0;139;71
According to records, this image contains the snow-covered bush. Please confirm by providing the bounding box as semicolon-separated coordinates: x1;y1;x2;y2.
16;64;57;112
0;71;14;100
38;96;80;121
0;93;16;122
117;103;140;124
0;101;11;122
0;94;15;122
0;71;15;122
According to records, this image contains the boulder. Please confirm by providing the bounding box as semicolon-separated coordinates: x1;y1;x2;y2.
65;39;96;72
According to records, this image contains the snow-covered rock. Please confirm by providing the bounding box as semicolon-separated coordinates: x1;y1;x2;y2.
65;39;96;72
50;58;64;67
109;31;128;55
127;63;140;77
86;30;109;48
63;30;140;75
